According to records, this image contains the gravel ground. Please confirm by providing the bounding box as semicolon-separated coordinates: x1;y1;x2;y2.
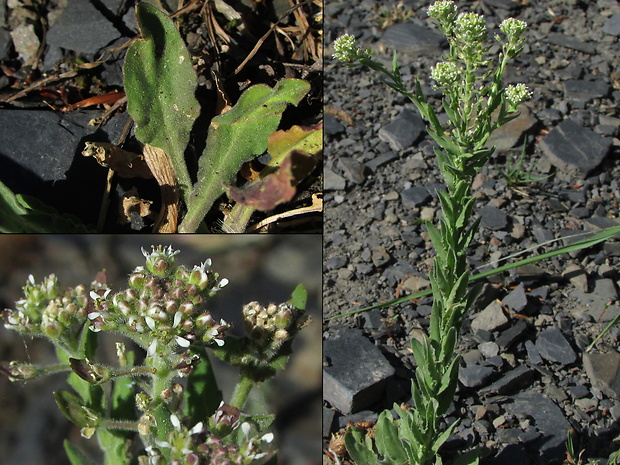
324;0;620;464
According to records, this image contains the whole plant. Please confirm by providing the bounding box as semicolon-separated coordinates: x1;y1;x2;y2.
333;1;531;464
1;245;309;465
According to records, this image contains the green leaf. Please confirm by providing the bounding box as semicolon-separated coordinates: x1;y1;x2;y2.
0;179;92;233
375;410;408;464
124;2;200;199
290;284;308;310
431;418;459;453
344;428;380;465
184;346;222;424
97;428;132;465
180;78;310;232
54;389;99;428
63;440;98;465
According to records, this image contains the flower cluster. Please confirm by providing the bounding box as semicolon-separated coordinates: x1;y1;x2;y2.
3;274;96;349
88;246;230;355
427;0;457;25
242;301;306;362
499;17;527;46
505;83;532;111
430;61;461;89
332;33;369;63
3;246;231;358
139;406;274;465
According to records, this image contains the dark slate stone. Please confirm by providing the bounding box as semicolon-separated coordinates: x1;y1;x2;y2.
0;109;124;224
568;384;590;400
487;106;537;151
544;32;596;54
325;114;346;136
401;186;432;207
485;355;505;368
322;406;335;437
535;327;577;366
503;392;571;463
603;13;620;36
502;284;528;313
46;0;123;55
459;364;495;388
539;119;612;177
495;320;529;351
380;22;445;55
325;168;346;191
563;80;611;103
525;340;544;365
583;351;620;400
365;151;399;170
490;444;529;465
323;327;395;414
361;309;387;335
0;28;11;62
378;109;426;151
336;157;366;184
483;0;519;9
325;256;348;270
480;365;535;395
479;204;509;231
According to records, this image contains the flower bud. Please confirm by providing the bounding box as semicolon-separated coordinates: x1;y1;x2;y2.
128;272;146;289
179;302;195;316
42;320;62;339
274;306;293;328
209;403;241;437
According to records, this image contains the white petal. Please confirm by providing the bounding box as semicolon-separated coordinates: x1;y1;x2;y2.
90;291;99;300
145;316;156;330
88;312;101;320
89;326;102;333
170;413;181;429
219;278;229;287
147;340;157;356
173;311;182;328
241;422;251;438
28;274;35;285
214;338;225;347
175;336;191;348
189;422;203;435
102;289;111;299
262;432;274;443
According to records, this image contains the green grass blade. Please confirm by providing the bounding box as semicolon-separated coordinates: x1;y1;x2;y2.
329;225;620;319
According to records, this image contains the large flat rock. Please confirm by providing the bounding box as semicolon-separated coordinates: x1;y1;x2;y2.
323;327;395;414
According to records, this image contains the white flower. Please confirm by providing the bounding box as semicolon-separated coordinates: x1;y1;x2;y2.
430;61;461;88
500;17;527;42
427;0;457;21
332;34;360;62
455;12;487;42
505;83;532;108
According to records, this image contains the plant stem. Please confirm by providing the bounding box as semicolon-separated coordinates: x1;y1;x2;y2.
179;181;224;233
149;348;173;399
230;374;254;410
